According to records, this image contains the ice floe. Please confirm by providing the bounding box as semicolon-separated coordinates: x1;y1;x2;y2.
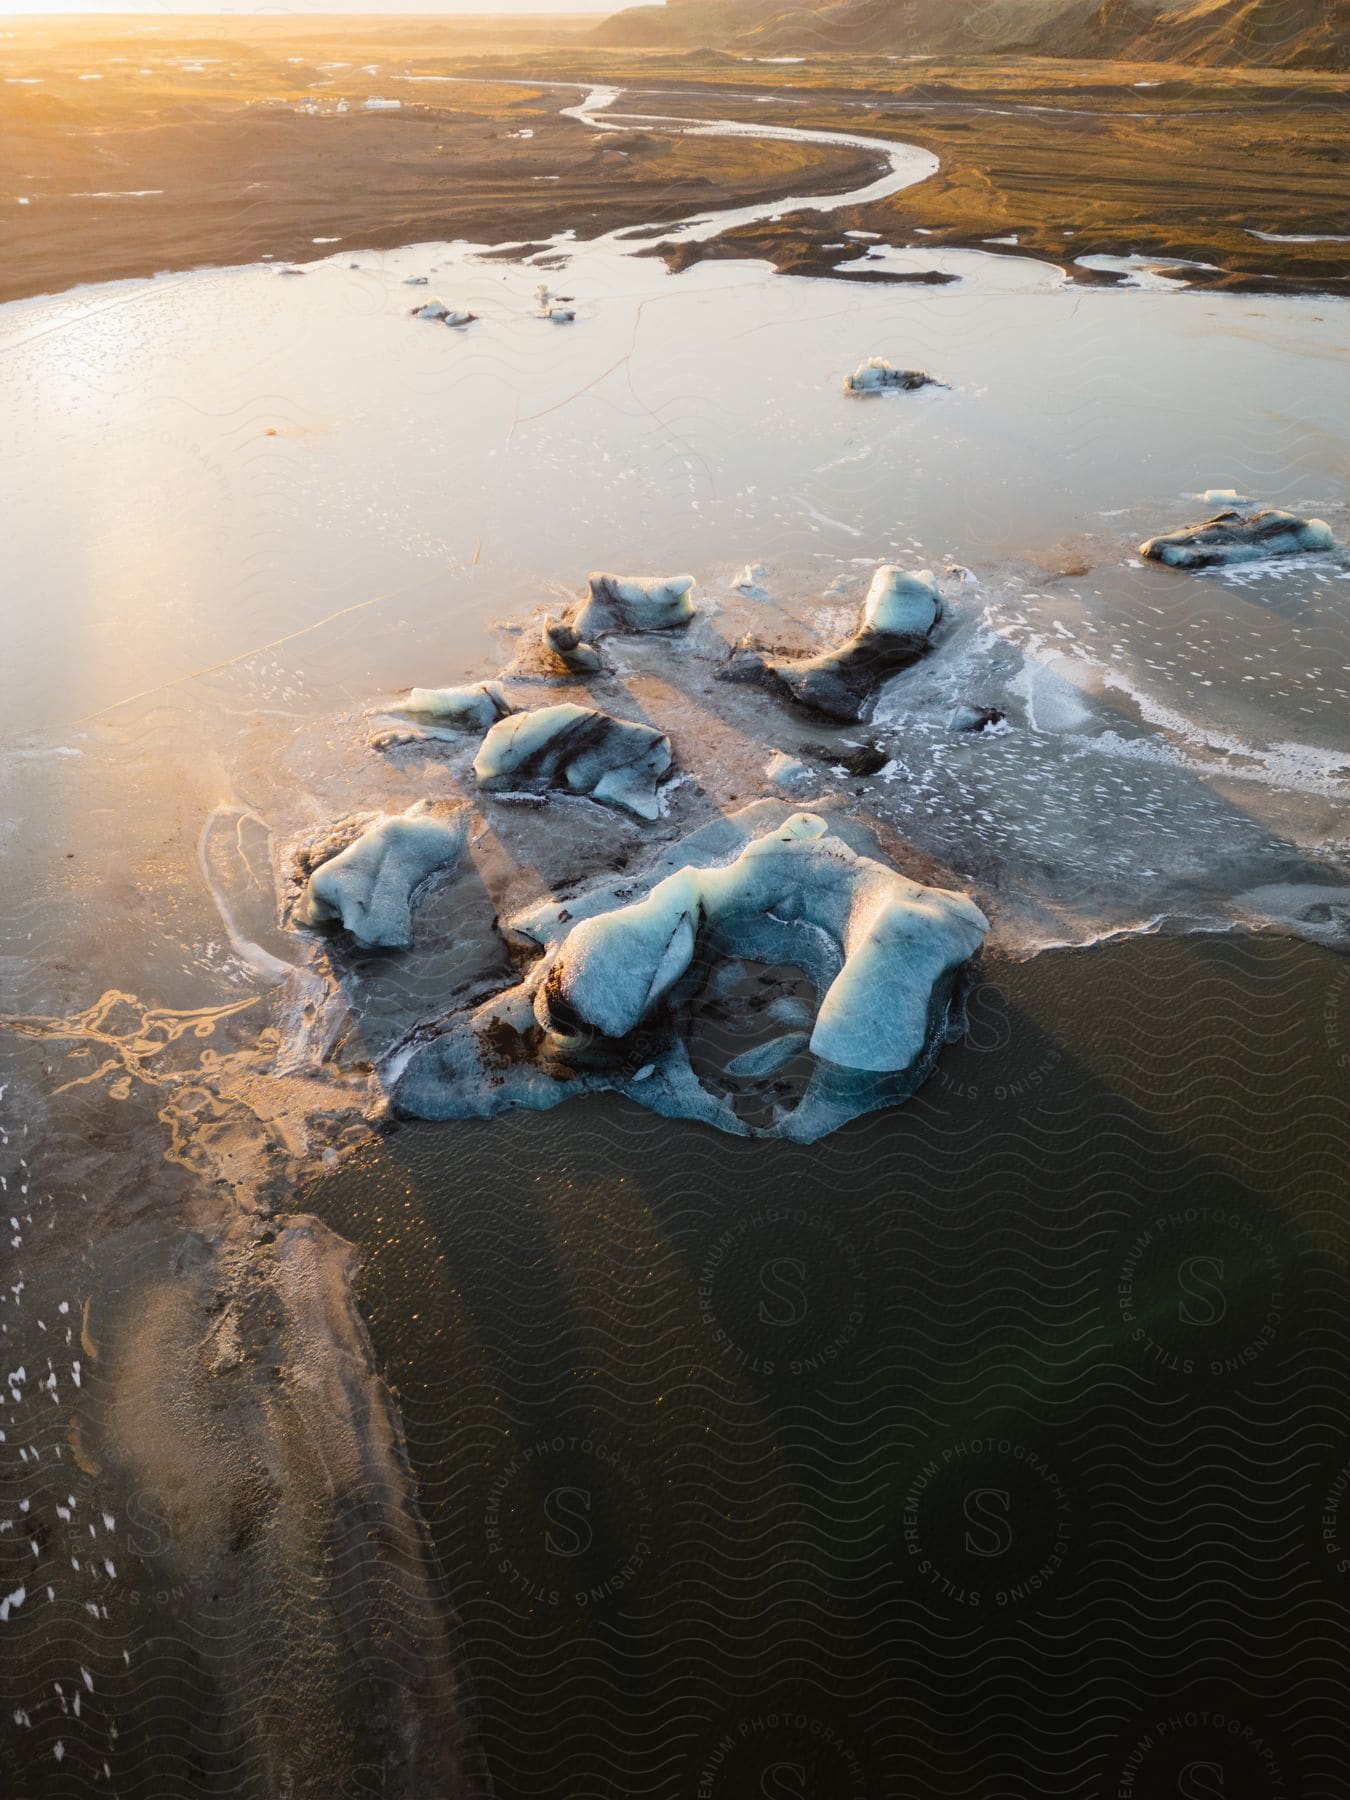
390;805;987;1142
410;300;476;326
399;682;514;731
1141;506;1335;570
720;565;943;722
569;572;697;638
843;356;945;395
534;284;576;323
1201;488;1254;507
296;801;468;950
473;703;673;820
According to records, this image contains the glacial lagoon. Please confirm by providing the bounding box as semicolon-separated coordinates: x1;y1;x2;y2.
3;87;1350;1799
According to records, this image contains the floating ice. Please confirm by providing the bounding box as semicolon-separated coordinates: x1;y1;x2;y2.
297;801;468;950
473;703;673;820
400;682;513;732
1202;488;1253;507
410;299;476;326
843;357;945;395
391;805;987;1142
570;572;697;638
533;283;574;323
866;566;942;634
720;565;943;722
1140;507;1335;570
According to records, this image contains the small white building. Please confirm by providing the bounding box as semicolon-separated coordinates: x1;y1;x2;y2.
364;97;402;111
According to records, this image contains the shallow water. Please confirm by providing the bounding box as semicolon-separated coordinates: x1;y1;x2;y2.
3;78;1350;1799
3;195;1347;948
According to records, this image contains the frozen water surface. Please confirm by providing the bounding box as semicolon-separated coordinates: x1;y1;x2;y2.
1;88;1349;1069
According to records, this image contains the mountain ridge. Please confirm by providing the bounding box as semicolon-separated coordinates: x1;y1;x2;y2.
597;0;1350;69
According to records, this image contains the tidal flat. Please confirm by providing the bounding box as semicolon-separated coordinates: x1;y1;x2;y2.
2;19;1350;1800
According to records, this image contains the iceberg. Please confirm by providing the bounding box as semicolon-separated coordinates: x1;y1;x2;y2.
719;565;943;722
569;572;697;639
399;682;513;732
391;805;987;1142
843;357;945;395
296;801;468;951
1140;507;1334;570
473;703;673;820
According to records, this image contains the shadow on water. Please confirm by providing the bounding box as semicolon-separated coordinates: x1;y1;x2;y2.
307;930;1350;1800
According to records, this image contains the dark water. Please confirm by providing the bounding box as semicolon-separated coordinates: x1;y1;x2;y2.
310;931;1350;1800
